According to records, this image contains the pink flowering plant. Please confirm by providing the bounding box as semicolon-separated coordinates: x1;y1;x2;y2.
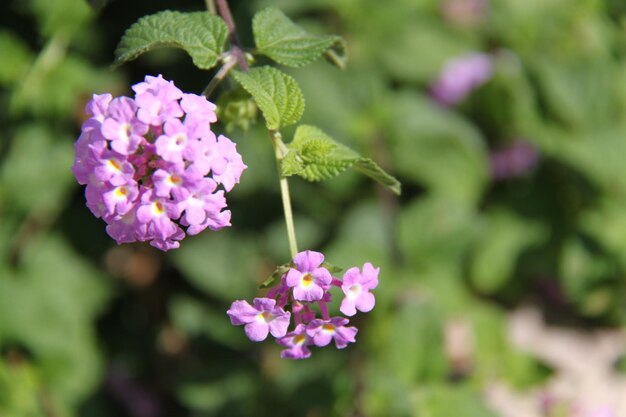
72;0;400;359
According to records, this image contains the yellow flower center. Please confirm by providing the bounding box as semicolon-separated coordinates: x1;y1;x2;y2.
322;324;335;332
169;174;182;185
294;334;306;344
115;186;128;197
154;201;165;215
301;273;314;287
108;158;121;170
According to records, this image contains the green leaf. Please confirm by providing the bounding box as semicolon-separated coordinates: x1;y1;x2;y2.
31;0;93;38
253;8;345;68
282;125;401;195
232;66;305;129
260;263;292;289
171;232;258;301
0;31;33;87
114;11;228;69
469;210;547;294
389;91;487;204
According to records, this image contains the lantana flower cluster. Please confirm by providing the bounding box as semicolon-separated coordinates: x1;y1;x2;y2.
227;250;379;359
72;75;246;251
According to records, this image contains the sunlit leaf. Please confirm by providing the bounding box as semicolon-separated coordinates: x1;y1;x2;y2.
232;66;305;129
253;8;345;68
114;11;228;69
282;125;401;195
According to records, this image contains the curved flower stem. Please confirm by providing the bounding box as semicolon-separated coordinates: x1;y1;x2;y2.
215;0;249;71
270;130;298;259
201;53;238;98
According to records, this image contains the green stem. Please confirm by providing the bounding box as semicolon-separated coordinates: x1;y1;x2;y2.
270;130;298;259
204;0;216;14
201;53;238;98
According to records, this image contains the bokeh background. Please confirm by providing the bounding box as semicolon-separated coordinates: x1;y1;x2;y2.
2;0;626;416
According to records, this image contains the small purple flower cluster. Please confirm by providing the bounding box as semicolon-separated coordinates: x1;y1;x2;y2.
430;52;493;106
72;75;246;251
227;250;379;359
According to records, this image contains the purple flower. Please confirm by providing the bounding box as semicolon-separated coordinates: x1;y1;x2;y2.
181;93;217;139
101;97;148;155
72;76;245;251
85;93;112;122
136;189;182;240
340;262;379;316
106;207;144;244
285;250;332;302
212;135;247;192
227;298;291;342
277;324;312;359
72;129;107;185
155;119;193;163
430;52;493;106
102;181;139;217
306;317;357;348
178;178;229;229
93;150;135;186
132;74;183;125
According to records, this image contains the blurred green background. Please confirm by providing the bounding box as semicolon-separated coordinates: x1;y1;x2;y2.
2;0;626;416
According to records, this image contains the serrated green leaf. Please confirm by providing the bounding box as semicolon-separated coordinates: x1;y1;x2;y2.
114;11;228;69
253;8;345;68
282;125;401;195
232;66;305;129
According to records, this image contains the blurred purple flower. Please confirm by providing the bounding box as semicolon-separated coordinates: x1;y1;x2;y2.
489;140;540;181
587;407;616;417
430;52;493;106
441;0;489;27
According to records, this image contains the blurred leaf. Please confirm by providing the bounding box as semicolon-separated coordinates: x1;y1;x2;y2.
389;92;488;204
581;197;626;268
0;31;33;87
31;0;93;38
263;215;324;262
469;209;547;294
0;125;74;215
560;237;613;300
324;201;389;269
232;66;305;129
171;232;258;301
533;58;617;128
282;124;401;194
253;8;344;68
177;372;255;413
0;233;111;405
169;296;247;349
0;359;52;417
373;294;447;385
379;22;479;83
398;196;479;269
469;304;550;388
114;11;228;69
419;385;497;417
11;55;117;117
